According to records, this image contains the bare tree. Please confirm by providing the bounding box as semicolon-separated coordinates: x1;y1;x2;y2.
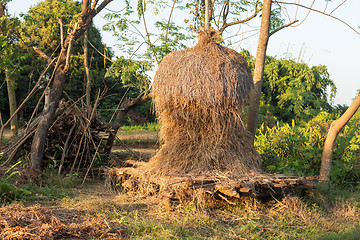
320;92;360;181
30;0;113;171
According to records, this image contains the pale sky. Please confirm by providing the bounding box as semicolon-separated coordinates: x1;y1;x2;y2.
7;0;360;106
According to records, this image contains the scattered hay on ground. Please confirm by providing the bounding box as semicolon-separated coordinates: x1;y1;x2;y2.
0;204;123;239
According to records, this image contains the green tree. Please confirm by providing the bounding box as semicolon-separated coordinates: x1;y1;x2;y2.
0;2;25;136
242;50;336;123
28;0;114;170
22;0;111;105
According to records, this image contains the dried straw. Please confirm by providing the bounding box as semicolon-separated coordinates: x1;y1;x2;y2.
147;30;261;178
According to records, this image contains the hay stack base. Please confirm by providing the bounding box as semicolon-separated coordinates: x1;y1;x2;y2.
105;164;317;210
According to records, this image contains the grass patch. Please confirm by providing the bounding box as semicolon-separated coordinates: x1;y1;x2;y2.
121;122;159;132
17;169;80;203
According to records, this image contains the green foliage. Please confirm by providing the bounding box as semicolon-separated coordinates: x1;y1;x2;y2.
0;0;119;122
23;0;81;54
103;0;191;62
0;161;31;204
256;111;360;184
269;5;285;32
242;50;337;123
105;58;151;91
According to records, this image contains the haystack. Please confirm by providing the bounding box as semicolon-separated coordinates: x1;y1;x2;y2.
147;30;262;178
107;32;317;204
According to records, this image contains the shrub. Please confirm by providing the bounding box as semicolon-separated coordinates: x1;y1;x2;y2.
256;111;360;184
0;161;31;204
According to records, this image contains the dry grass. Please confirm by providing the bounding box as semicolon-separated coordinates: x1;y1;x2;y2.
0;204;124;239
1;181;359;239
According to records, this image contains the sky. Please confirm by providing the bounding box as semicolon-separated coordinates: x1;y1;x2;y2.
7;0;360;106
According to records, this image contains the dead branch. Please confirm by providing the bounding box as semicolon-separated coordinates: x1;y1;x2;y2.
58;116;76;176
104;91;152;155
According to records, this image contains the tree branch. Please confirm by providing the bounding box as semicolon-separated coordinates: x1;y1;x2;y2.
269;20;299;37
219;7;261;35
164;0;177;53
93;0;112;15
275;1;360;35
33;46;53;64
320;92;360;181
91;0;100;10
58;19;64;49
82;0;91;15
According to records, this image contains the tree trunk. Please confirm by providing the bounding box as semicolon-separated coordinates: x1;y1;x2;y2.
246;0;272;143
320;92;360;182
84;29;92;113
30;0;114;171
104;93;151;155
30;64;67;170
5;69;19;137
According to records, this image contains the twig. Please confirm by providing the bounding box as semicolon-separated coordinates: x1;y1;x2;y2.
217;193;237;205
58;116;76;176
275;1;360;35
141;4;159;64
1;125;38;166
269;20;298;37
0;58;57;143
88;41;113;62
219;5;260;34
164;0;177;53
330;0;347;15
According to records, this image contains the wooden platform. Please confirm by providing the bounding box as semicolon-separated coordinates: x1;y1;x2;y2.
104;164;318;206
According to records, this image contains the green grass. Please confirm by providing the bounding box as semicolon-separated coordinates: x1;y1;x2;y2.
1;168;80;204
120;122;160;132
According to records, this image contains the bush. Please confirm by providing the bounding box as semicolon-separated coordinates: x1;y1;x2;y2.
256;111;360;184
0;161;31;204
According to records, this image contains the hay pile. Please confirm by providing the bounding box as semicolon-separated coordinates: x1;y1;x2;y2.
147;30;261;177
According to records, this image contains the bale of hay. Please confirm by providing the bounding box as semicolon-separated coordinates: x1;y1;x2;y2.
147;30;262;178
